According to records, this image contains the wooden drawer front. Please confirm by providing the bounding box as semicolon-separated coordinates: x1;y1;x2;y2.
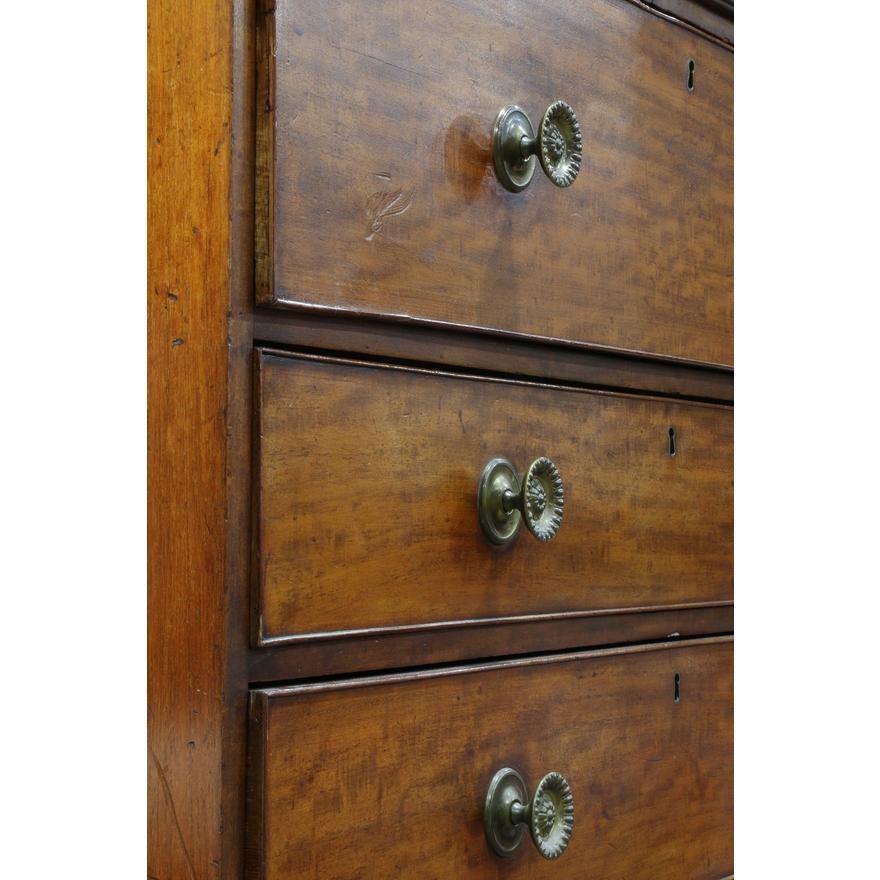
257;0;733;366
248;639;733;879
256;351;732;644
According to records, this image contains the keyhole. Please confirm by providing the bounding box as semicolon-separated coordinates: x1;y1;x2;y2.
668;426;677;457
687;59;695;91
674;673;681;703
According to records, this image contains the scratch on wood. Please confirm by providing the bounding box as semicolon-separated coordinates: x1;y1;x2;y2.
365;188;413;241
333;43;431;81
150;747;199;880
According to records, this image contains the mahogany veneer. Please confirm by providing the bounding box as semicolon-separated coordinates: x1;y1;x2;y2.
256;350;732;644
257;0;733;365
149;0;733;876
248;639;734;879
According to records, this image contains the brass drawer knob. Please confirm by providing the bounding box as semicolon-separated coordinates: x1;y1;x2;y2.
492;100;582;192
478;456;565;546
484;767;575;859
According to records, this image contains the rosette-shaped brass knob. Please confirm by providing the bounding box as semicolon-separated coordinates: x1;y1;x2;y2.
484;767;575;860
492;100;582;192
477;456;565;546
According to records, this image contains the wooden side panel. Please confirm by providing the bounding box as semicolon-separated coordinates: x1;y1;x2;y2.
259;0;733;365
257;351;733;642
148;0;238;877
250;639;734;879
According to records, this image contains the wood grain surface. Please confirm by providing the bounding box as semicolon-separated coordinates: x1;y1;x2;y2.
150;1;734;876
256;350;733;643
248;603;732;682
257;0;733;365
253;308;734;402
646;0;733;43
148;0;252;877
248;638;734;879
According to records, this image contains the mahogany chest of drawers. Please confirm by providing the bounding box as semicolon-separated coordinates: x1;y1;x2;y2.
148;1;733;877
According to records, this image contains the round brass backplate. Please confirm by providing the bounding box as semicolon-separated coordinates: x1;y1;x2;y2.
492;105;536;193
484;767;528;857
477;457;521;546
